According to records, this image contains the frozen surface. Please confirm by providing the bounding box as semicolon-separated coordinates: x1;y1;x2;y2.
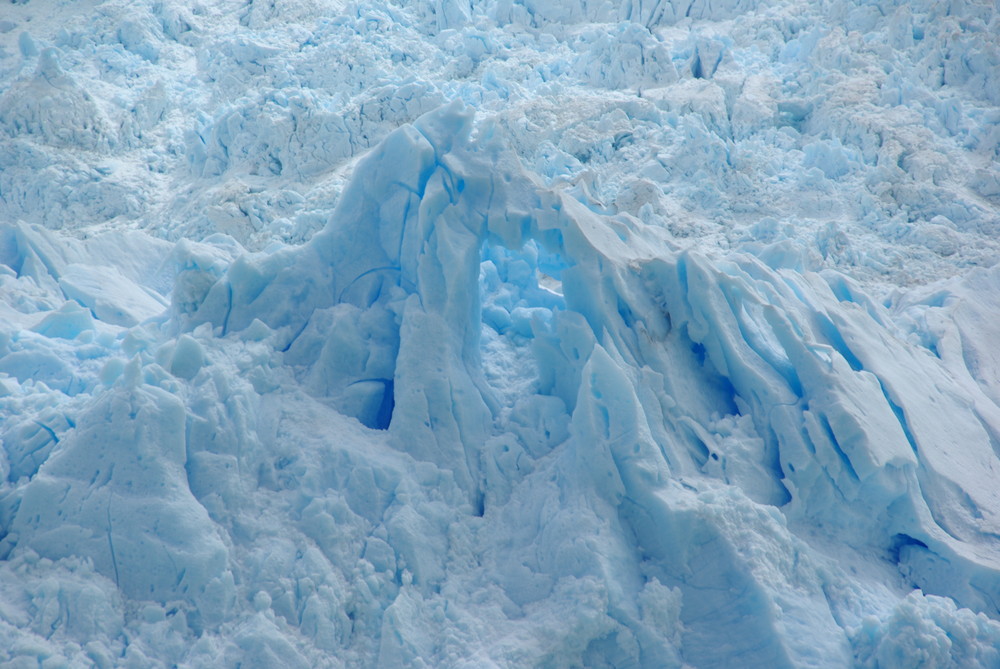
2;0;1000;667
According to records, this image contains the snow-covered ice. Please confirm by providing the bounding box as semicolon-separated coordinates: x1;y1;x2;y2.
1;0;1000;666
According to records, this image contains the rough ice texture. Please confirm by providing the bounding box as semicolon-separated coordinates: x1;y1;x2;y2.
2;0;1000;667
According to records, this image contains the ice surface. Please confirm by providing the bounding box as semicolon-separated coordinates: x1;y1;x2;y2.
2;0;1000;667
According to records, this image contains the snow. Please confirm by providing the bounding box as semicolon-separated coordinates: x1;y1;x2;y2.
2;0;1000;666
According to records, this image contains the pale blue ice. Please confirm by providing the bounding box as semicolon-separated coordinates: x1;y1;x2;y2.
1;0;1000;667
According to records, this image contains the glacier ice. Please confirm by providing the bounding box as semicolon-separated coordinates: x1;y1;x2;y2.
2;0;1000;666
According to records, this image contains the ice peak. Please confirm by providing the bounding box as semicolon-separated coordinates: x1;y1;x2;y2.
35;47;65;83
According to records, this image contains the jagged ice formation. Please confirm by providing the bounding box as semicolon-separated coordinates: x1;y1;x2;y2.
1;0;1000;667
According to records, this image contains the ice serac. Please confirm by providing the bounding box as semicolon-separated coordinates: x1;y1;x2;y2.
2;363;233;619
2;78;1000;662
182;101;489;500
0;48;113;152
171;101;995;663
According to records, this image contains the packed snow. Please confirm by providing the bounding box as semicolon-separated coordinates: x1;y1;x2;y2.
1;0;1000;666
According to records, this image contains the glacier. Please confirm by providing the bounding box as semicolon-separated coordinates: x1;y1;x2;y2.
1;0;1000;666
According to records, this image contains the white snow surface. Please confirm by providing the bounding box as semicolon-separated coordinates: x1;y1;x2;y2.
1;0;1000;666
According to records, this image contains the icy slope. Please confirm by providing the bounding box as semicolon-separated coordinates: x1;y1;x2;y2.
2;0;1000;667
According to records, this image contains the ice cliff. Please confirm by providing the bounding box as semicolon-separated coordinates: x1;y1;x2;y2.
2;0;1000;667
